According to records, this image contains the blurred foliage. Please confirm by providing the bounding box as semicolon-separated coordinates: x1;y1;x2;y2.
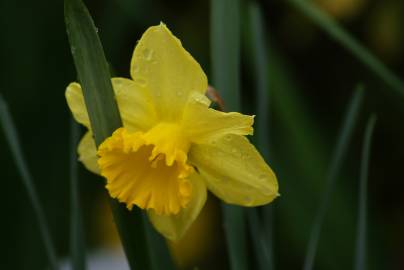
1;0;403;269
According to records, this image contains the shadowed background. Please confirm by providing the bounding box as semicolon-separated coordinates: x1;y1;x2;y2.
1;0;403;269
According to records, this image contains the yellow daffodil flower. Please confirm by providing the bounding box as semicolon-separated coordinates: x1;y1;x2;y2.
65;23;278;240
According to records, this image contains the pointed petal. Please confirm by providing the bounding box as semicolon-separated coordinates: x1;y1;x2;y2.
182;99;254;143
65;82;90;127
148;172;207;241
190;134;278;206
78;131;99;174
112;77;157;132
130;23;208;121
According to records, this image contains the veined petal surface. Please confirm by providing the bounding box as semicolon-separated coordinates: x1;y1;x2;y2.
148;172;207;241
130;23;208;121
190;134;278;206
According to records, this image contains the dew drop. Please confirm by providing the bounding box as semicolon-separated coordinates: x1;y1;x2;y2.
142;48;154;61
156;91;161;97
133;65;140;73
258;174;267;180
95;27;99;33
244;196;253;205
134;77;147;87
176;90;184;97
225;135;232;141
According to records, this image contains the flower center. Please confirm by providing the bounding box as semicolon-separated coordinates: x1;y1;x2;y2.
97;126;193;215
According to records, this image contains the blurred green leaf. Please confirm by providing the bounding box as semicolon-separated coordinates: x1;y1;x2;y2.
143;214;176;270
69;120;86;270
0;95;58;270
210;0;248;270
245;1;275;269
211;0;241;112
247;209;273;270
303;86;365;270
287;0;404;100
64;0;154;269
265;44;362;269
355;115;377;270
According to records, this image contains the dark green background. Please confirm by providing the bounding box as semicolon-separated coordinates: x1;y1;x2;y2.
1;0;403;269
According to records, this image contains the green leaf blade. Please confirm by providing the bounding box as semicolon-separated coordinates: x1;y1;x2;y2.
210;0;248;270
303;85;365;270
64;0;121;145
354;115;377;270
69;120;86;270
0;95;58;270
245;1;275;269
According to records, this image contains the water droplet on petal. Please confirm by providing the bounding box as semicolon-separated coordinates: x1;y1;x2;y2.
142;48;153;61
133;65;140;73
176;90;184;97
134;77;147;87
258;174;267;180
225;135;232;141
244;196;253;205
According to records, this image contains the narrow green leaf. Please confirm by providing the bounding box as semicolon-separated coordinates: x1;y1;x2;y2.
286;0;404;100
247;209;273;270
210;0;241;111
64;0;121;144
0;95;58;270
143;214;176;270
354;115;377;270
246;1;274;269
303;85;365;270
210;0;248;270
64;0;150;269
266;44;363;269
69;120;86;270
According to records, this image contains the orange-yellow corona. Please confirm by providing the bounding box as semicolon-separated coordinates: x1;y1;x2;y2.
66;23;278;240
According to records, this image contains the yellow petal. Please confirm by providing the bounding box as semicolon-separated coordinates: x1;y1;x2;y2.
112;77;158;132
65;82;90;127
182;98;254;143
189;134;278;206
98;128;194;215
130;23;208;121
148;172;207;241
77;131;99;174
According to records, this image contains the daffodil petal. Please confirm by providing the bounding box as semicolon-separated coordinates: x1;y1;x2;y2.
148;172;207;241
112;77;157;132
78;131;99;174
130;23;208;120
66;78;156;133
190;134;278;206
65;82;90;127
182;99;254;143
